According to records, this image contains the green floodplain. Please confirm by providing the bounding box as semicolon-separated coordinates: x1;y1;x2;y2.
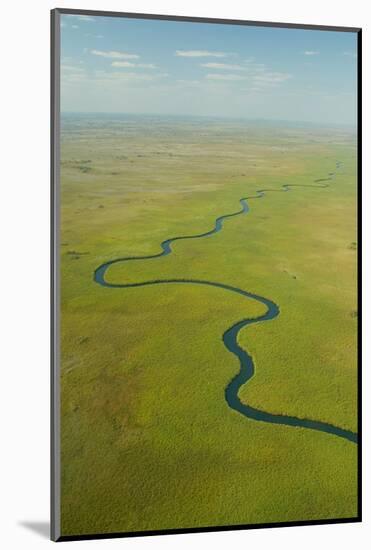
59;114;358;536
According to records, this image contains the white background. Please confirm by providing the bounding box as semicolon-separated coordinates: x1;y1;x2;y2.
0;0;368;548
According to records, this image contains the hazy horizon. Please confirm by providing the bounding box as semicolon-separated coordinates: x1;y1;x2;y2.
60;110;357;129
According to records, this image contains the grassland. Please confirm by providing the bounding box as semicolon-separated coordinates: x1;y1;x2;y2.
59;114;358;536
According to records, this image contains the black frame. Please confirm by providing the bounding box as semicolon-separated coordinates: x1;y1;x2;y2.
51;7;362;542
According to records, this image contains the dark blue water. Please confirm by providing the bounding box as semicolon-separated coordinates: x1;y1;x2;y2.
94;161;357;444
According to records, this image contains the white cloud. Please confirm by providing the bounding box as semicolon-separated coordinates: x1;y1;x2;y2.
253;72;292;84
77;15;95;22
204;67;292;86
61;65;85;73
200;62;248;71
61;65;169;88
61;65;87;84
111;61;156;69
200;60;270;73
66;14;95;22
304;51;319;56
251;64;266;72
206;73;247;81
343;51;357;58
71;25;79;29
96;71;155;81
175;50;229;58
91;49;140;59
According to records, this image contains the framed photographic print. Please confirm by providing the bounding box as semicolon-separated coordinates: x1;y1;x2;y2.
51;8;361;542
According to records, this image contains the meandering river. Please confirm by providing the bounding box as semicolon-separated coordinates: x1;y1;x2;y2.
94;162;357;444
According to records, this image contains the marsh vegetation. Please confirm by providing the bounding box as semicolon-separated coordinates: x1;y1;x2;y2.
60;114;358;536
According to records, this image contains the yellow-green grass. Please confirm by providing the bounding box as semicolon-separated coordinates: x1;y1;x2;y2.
59;116;358;536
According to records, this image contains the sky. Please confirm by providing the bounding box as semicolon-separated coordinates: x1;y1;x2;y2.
60;13;358;125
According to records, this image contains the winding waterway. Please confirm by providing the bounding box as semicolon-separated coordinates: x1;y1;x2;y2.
94;162;357;444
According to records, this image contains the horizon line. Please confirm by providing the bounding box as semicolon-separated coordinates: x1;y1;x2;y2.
60;111;356;128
